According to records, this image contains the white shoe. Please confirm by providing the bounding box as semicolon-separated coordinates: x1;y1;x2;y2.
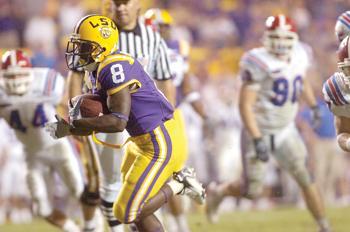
0;209;5;224
317;218;331;232
318;222;331;232
19;209;32;224
94;208;105;232
128;223;138;232
83;209;105;232
9;209;21;224
205;182;222;223
319;227;331;232
173;167;206;205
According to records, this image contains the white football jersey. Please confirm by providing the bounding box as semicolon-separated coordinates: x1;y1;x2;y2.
0;68;65;155
240;42;311;133
167;40;190;108
167;39;190;87
169;47;189;88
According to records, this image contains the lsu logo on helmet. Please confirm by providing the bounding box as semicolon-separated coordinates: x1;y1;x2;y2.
100;27;112;39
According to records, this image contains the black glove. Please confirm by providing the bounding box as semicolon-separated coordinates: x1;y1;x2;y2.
45;115;72;139
310;105;322;129
253;138;269;162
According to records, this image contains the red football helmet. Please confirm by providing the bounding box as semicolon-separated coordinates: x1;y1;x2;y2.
337;35;350;77
144;8;174;39
144;8;174;27
1;50;33;95
335;11;350;43
263;14;298;59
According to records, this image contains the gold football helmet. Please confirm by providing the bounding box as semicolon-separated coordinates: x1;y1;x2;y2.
66;14;119;71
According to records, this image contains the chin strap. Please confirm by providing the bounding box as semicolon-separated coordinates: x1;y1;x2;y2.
92;131;130;149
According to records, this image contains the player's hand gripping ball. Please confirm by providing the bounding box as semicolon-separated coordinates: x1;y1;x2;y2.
69;94;109;121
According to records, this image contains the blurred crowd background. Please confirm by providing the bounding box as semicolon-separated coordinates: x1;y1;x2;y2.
1;0;350;225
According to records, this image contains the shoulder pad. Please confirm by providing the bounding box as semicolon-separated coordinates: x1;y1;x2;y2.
323;72;350;106
240;48;269;72
97;54;135;77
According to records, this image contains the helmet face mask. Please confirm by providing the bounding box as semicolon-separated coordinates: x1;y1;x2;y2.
2;68;34;95
338;59;350;77
264;32;298;57
158;24;171;39
337;36;350;78
66;35;105;71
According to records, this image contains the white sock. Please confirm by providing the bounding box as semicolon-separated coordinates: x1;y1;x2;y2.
164;213;178;232
175;214;190;232
317;218;330;230
10;209;20;224
0;208;5;224
93;208;105;232
21;209;32;223
84;218;96;230
167;180;184;195
62;219;80;232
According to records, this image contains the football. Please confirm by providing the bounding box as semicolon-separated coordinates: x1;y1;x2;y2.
70;94;109;118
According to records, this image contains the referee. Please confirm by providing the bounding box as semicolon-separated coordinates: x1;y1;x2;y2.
103;0;175;105
66;1;177;231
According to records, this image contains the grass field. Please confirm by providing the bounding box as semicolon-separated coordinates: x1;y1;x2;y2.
1;207;350;232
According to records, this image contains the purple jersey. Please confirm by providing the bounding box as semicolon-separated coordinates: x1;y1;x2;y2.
89;53;174;136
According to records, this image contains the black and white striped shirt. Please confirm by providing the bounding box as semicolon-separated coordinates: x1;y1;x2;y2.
117;17;172;81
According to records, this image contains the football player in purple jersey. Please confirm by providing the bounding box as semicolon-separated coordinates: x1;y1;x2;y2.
46;15;205;232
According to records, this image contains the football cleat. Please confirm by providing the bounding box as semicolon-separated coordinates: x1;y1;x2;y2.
205;182;222;223
94;208;105;232
128;223;139;232
173;167;206;205
319;227;331;232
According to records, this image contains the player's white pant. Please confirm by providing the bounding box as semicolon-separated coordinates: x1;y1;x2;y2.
95;132;127;229
313;139;347;204
0;145;28;199
26;139;84;217
242;123;312;198
181;104;208;182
